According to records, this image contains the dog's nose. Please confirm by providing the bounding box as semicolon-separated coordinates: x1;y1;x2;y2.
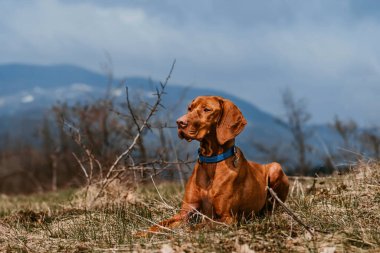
176;116;188;129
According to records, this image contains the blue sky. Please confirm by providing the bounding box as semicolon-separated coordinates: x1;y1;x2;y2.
0;0;380;125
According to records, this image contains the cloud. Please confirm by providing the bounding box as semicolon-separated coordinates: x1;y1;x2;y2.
21;94;34;103
0;0;380;125
71;83;93;93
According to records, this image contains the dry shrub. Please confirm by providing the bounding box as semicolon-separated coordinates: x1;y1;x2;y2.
290;159;380;251
71;179;140;208
1;160;380;252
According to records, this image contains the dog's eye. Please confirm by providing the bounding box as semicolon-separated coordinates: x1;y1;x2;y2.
204;108;212;112
188;106;192;112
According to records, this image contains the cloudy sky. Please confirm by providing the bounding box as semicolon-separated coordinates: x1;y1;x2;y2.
1;0;380;125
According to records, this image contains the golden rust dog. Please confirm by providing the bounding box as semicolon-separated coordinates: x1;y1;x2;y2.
149;96;289;231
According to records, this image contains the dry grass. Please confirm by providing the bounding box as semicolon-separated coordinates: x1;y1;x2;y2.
1;160;380;252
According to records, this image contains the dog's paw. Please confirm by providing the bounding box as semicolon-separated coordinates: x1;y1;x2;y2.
134;225;163;237
134;230;150;238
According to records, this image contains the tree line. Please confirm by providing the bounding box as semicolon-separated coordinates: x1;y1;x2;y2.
0;83;379;194
253;88;380;176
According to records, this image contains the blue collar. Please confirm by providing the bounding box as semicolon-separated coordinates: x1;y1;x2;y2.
198;146;236;163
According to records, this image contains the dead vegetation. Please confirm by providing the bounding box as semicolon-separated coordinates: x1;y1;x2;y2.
1;62;380;252
0;160;379;252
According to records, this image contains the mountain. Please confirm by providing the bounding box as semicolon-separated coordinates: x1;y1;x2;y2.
0;63;340;169
0;64;107;94
0;63;289;134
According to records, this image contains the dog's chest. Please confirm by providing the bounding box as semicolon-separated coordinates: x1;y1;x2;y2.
195;164;236;213
196;166;211;189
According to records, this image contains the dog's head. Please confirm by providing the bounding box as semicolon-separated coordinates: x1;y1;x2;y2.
176;96;247;145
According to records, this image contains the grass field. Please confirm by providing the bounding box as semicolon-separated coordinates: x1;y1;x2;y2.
1;161;379;252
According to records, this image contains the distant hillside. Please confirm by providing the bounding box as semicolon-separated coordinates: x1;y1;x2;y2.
0;63;341;169
0;64;107;94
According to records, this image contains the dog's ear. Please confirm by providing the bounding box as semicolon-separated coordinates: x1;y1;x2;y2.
216;98;247;145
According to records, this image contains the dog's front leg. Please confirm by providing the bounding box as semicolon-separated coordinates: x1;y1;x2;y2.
148;202;199;233
138;171;201;236
218;214;237;225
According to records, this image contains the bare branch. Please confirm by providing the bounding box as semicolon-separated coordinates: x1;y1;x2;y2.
138;159;195;167
72;152;89;179
126;86;141;132
266;186;315;236
93;59;176;201
150;175;173;209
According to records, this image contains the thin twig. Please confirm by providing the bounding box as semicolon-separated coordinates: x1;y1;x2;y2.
189;206;230;227
167;129;185;188
126;86;141;132
266;186;315;236
150;175;174;210
139;159;196;167
138;165;173;182
63;118;103;177
173;196;230;228
128;210;177;235
72;152;89;179
338;147;366;158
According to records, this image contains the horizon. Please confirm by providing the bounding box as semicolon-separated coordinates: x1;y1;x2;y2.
1;0;380;126
0;61;377;128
